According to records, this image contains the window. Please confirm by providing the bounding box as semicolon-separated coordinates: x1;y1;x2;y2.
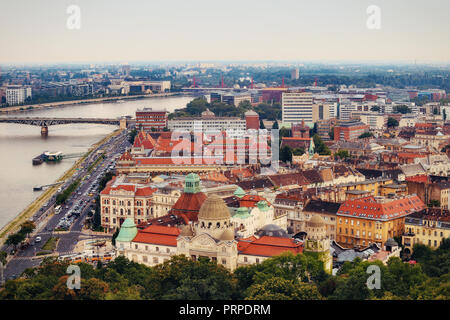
221;259;227;265
156;247;159;252
142;256;148;263
153;257;158;264
244;257;248;263
135;244;138;249
166;248;170;253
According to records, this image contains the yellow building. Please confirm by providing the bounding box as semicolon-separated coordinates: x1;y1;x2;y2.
402;208;450;255
338;178;394;200
336;195;426;249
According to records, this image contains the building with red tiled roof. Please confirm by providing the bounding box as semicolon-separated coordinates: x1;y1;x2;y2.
336;195;426;249
100;176;157;232
169;173;207;223
115;194;315;271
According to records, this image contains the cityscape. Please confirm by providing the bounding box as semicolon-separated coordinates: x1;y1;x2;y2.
0;0;449;310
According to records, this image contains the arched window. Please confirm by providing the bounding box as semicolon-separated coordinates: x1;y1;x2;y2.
120;208;124;215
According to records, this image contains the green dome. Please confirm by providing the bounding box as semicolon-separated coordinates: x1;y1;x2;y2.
184;173;201;193
234;207;251;219
116;218;137;243
256;200;269;212
234;186;246;198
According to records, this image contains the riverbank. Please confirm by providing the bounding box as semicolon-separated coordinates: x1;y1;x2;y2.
0;128;123;246
0;92;184;114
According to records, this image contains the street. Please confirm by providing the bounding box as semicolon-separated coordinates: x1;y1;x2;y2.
1;127;132;280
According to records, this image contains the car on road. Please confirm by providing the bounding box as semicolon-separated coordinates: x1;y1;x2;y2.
35;236;42;243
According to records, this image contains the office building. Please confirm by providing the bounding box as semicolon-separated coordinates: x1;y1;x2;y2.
136;108;169;131
6;85;32;106
282;91;314;126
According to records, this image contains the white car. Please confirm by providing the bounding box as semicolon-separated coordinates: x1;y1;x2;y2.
35;236;42;243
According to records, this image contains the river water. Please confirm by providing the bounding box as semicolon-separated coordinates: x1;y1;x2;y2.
0;96;193;229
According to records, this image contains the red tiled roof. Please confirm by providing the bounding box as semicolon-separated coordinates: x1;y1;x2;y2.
135;187;157;197
133;225;181;246
405;175;429;183
398;153;426;159
240;194;270;208
170;192;207;222
238;236;303;257
337;195;426;220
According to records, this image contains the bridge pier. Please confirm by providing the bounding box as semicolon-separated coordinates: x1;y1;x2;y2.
41;126;48;137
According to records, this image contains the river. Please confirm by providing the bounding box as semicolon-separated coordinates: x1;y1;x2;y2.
0;96;193;229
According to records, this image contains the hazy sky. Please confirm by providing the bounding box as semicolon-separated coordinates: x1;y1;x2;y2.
1;0;449;64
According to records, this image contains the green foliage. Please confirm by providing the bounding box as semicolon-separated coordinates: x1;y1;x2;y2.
292;147;305;156
280;145;292;163
358;132;374;139
246;277;322;300
393;105;412;114
128;128;137;144
387;117;399;128
272;120;279;129
254;103;281;121
1;242;449;300
56;179;80;205
313;134;331;155
335;149;350;159
0;251;7;265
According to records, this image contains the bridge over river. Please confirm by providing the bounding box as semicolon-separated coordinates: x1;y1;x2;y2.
0;117;132;135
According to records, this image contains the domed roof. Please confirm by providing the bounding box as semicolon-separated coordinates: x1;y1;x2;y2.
256;200;269;211
115;218;137;242
220;228;235;241
307;215;325;228
256;224;289;238
198;194;230;220
234;207;251;219
245;110;258;116
385;238;398;247
234;186;246;198
180;224;194;237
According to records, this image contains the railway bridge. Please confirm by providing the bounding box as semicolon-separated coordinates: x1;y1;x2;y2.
0;117;132;136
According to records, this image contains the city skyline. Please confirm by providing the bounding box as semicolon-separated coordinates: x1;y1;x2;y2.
1;0;450;64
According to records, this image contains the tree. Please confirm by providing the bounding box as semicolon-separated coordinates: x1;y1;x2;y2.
6;233;25;250
79;278;109;300
328;128;335;140
280;145;292;163
0;250;7;264
292;147;305;156
128;128;137;144
313;134;331;155
387;117;399;128
245;277;322;300
272;121;279;129
19;221;35;236
259;119;265;129
358;132;374;139
335;150;350;159
393;105;412;114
